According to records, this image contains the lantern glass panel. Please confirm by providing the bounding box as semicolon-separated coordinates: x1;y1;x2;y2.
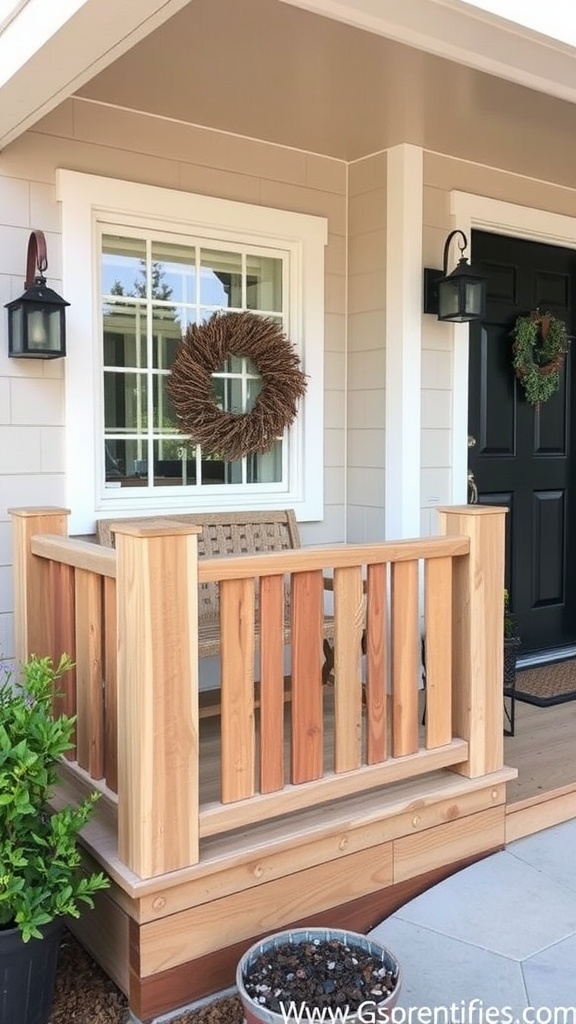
438;280;460;320
27;309;49;350
465;281;484;317
26;308;64;353
9;307;23;354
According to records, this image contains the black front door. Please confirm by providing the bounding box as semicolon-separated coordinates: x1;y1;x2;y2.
468;230;576;656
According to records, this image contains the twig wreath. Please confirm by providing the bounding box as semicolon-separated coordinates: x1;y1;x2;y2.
166;311;307;461
511;309;569;406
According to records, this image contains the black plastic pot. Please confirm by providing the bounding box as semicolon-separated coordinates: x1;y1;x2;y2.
0;919;63;1024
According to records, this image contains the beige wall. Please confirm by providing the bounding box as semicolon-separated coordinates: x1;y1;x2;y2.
346;153;387;542
0;98;348;656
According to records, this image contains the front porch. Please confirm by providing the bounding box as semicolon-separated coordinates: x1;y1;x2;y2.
11;505;522;1021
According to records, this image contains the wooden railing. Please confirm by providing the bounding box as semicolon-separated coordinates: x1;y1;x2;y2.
10;505;506;881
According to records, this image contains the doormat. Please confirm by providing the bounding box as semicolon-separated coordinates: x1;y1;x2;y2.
515;658;576;707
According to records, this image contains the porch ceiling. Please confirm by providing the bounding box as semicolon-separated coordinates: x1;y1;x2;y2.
73;0;576;178
0;0;192;150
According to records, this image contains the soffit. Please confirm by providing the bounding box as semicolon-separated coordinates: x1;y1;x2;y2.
0;0;193;150
279;0;576;105
76;0;576;178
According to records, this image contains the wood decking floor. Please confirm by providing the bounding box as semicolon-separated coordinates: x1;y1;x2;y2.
198;686;576;809
505;695;576;804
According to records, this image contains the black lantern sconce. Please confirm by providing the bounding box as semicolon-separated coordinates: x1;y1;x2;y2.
423;229;486;323
5;230;69;358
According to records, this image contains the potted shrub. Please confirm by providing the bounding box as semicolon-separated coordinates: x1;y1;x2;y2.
0;654;110;1024
236;927;401;1024
504;589;521;737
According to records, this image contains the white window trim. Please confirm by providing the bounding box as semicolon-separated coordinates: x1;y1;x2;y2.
56;170;327;534
448;190;576;505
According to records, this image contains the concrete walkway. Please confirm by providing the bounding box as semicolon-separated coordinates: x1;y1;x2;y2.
371;818;576;1013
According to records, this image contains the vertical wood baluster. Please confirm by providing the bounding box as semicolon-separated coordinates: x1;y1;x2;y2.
291;571;324;784
366;562;387;764
391;559;419;757
259;575;285;794
221;578;256;802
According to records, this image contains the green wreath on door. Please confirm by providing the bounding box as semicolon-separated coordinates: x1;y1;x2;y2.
511;309;569;406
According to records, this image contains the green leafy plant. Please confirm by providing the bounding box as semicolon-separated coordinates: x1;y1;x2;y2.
511;310;569;406
0;654;109;942
504;589;517;640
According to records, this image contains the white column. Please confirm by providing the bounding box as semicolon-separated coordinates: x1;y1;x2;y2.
449;192;473;506
385;144;423;539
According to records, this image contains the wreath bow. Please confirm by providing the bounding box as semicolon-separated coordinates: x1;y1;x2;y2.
511;310;569;406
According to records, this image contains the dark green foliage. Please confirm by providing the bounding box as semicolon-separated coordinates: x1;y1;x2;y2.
0;655;109;941
511;311;568;406
503;589;520;640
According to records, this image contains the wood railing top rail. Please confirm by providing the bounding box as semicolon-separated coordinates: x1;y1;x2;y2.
29;533;469;584
197;536;470;583
31;535;117;578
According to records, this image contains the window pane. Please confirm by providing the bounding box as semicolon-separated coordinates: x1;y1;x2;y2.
105;439;148;485
153;439;197;485
247;441;282;483
103;302;147;368
104;372;147;432
152;375;180;432
246;376;263;410
200;455;230;485
246;256;282;312
212;376;244;414
200;249;242;307
150;241;196;304
220;355;244;373
102;236;147;297
152;305;184;369
212;358;263;414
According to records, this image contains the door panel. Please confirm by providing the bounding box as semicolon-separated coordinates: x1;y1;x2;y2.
468;231;576;655
532;491;564;605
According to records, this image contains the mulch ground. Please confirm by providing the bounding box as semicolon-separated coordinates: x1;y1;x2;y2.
49;931;243;1024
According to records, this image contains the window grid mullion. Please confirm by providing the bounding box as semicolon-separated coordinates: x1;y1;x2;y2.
145;238;155;484
240;251;247;481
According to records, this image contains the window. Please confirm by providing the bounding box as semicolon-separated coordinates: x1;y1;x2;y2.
57;171;327;534
101;233;285;491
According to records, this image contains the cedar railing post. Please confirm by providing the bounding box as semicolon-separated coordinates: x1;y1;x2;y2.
113;520;201;878
438;505;507;778
10;507;70;665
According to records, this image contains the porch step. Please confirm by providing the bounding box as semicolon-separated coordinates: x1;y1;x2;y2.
64;764;516;1021
506;781;576;842
58;763;516;899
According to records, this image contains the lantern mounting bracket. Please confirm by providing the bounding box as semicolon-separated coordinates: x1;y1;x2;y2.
25;229;49;288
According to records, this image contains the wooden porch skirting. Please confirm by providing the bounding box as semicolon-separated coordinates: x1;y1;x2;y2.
68;768;514;1022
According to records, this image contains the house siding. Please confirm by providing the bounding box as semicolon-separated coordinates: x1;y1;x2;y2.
346;153;387;542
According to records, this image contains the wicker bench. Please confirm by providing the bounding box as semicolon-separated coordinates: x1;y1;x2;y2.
96;509;335;711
